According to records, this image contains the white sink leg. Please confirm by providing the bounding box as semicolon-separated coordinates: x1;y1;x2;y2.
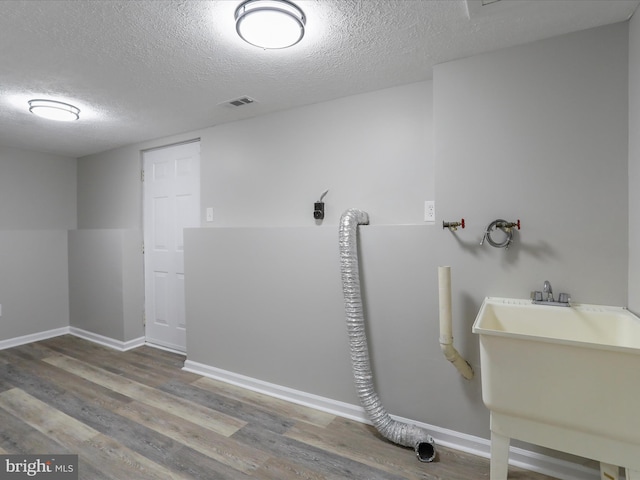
600;463;618;479
490;431;510;480
627;469;640;479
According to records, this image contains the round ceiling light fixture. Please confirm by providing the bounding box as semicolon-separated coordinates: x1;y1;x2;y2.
235;0;306;49
28;99;80;121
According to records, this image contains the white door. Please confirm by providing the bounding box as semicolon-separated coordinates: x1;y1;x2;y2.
143;141;200;353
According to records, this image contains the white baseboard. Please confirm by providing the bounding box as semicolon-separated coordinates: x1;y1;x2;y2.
183;359;367;422
0;326;144;352
183;359;600;480
69;327;145;351
0;326;71;350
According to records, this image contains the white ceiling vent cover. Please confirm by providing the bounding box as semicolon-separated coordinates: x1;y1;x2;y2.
466;0;531;19
222;96;257;108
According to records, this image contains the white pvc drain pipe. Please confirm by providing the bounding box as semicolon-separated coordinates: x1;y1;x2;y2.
438;266;474;380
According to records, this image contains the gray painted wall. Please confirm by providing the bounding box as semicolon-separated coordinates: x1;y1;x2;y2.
68;229;125;340
0;147;76;229
629;11;640;314
0;231;70;340
0;146;75;341
72;21;631;457
68;229;144;341
184;225;487;436
73;83;431;341
77;147;141;230
434;22;629;309
72;150;141;341
185;22;629;446
200;81;433;226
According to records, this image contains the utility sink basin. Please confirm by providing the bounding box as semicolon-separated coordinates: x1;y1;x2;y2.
472;297;640;480
474;297;640;352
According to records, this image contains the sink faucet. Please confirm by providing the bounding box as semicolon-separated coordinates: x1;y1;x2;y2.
543;280;554;302
532;280;571;306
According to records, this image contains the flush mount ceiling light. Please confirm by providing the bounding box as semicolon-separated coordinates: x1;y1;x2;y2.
28;99;80;121
235;0;306;49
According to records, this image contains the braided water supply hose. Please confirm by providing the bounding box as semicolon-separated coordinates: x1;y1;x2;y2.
339;209;436;462
480;219;521;249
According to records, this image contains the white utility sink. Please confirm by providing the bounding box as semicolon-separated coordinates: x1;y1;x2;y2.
473;297;640;480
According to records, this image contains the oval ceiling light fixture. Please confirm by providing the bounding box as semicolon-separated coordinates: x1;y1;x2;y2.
235;0;306;49
28;99;80;121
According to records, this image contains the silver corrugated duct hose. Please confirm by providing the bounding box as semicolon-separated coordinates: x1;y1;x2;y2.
339;209;436;463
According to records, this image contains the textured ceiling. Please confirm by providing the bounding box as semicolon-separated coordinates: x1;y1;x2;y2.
0;0;638;158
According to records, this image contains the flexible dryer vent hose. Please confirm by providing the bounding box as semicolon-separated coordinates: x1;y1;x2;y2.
339;209;436;463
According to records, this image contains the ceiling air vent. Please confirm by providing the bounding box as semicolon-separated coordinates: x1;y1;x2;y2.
465;0;530;19
226;96;256;107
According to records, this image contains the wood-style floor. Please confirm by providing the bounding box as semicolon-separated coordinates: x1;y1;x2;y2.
0;335;557;479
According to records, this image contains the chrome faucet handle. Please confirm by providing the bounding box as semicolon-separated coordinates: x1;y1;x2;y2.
558;293;571;304
531;291;543;302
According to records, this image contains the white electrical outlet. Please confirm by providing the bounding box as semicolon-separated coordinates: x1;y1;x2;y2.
206;207;214;222
424;201;435;222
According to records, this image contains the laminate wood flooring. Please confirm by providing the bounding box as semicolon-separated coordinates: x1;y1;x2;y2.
0;335;558;480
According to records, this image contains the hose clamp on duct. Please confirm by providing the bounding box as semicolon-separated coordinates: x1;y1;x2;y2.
339;209;436;462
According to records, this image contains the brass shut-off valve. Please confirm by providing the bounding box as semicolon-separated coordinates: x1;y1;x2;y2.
494;219;521;232
443;218;465;231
